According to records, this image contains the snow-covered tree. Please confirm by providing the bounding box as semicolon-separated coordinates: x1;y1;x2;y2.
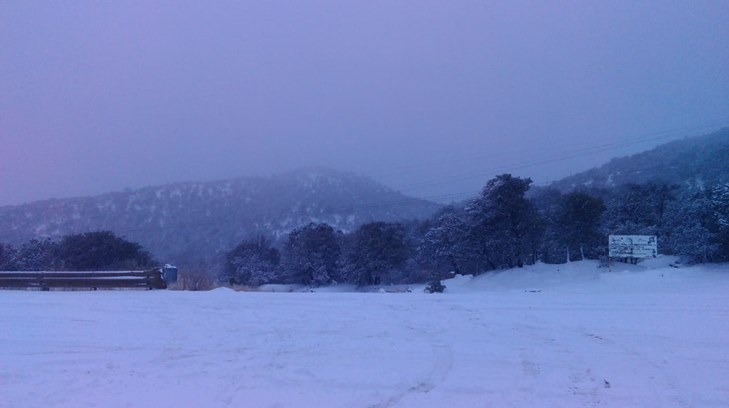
416;209;480;275
710;183;729;260
466;174;541;271
0;243;17;270
223;236;280;286
529;188;565;263
660;189;718;263
281;223;341;286
343;222;409;285
602;183;677;237
14;238;58;271
55;231;155;271
554;191;606;261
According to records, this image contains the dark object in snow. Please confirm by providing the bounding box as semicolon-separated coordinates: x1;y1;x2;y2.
0;269;166;290
163;264;178;284
604;380;611;389
524;289;542;293
424;280;445;293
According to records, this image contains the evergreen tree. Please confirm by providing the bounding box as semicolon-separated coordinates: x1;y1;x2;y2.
55;231;155;270
0;243;17;270
14;238;59;271
714;183;729;229
554;191;606;261
660;190;712;262
416;209;480;275
530;188;565;263
710;183;729;260
344;222;409;285
281;223;341;286
384;219;431;283
466;174;541;271
602;182;677;237
223;236;280;286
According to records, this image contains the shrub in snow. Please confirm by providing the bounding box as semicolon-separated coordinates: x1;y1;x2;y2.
177;270;216;291
424;280;446;293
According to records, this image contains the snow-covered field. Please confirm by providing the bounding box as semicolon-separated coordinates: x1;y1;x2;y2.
2;258;728;408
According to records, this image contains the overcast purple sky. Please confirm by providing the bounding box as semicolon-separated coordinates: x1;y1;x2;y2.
1;1;728;206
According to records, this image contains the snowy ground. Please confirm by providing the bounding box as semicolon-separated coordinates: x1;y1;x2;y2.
1;258;728;408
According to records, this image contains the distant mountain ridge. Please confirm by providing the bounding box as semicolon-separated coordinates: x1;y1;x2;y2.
0;168;441;268
548;128;729;192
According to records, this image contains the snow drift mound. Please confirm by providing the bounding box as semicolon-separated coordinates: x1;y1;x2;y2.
441;256;728;295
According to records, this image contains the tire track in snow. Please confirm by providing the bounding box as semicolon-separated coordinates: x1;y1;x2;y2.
367;323;454;408
573;327;690;408
510;321;605;407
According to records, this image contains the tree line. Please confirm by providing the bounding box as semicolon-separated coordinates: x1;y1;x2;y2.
222;174;729;287
0;231;155;271
2;174;727;285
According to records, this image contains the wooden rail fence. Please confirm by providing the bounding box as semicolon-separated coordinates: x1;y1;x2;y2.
0;270;167;290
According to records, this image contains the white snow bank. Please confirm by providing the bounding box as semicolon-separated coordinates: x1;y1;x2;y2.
444;260;602;293
440;256;727;295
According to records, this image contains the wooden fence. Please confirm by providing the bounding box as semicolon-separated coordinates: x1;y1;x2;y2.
0;270;167;290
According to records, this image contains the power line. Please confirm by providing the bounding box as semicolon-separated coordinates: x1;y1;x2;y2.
12;123;729;238
390;121;727;192
359;117;727;181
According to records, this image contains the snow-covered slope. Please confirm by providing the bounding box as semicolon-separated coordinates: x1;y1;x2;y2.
547;127;729;192
1;258;727;407
0;168;440;267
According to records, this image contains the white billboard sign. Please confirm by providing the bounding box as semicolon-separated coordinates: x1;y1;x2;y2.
609;235;657;258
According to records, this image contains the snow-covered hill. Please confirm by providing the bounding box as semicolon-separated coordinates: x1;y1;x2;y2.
2;258;727;407
0;168;440;267
547;127;729;192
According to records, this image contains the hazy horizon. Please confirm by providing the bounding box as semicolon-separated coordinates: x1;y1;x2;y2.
0;124;725;208
2;2;728;206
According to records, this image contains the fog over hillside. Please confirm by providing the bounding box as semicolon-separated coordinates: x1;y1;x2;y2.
0;168;439;267
548;128;729;193
2;129;729;270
